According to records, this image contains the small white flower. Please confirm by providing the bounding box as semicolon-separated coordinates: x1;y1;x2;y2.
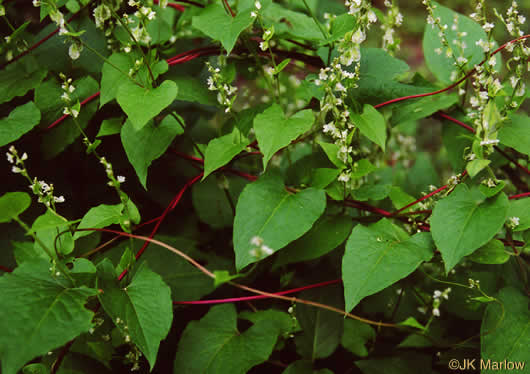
433;290;442;299
250;236;264;247
482;22;494;32
12;166;22;174
261;245;274;255
508;216;520;228
255;1;261;10
6;152;14;164
351;29;366;44
117;175;126;183
54;196;65;203
432;308;440;317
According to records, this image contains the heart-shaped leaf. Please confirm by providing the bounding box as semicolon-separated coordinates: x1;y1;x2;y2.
0;102;41;147
233;173;326;270
116;80;178;130
121;115;183;188
430;184;508;273
96;259;173;370
342;219;434;312
254;104;314;170
192;4;255;54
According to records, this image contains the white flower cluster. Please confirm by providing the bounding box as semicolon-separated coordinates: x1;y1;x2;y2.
317;61;357;171
380;0;403;55
59;73;80;118
99;157;126;188
93;4;112;29
251;1;261;18
507;216;520;230
249;236;274;259
7;146;66;207
497;1;526;37
206;62;238;113
259;27;275;52
6;145;28;176
431;287;451;317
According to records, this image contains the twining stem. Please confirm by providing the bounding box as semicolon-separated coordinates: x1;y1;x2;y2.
301;0;330;41
109;8;156;85
86;228;399;328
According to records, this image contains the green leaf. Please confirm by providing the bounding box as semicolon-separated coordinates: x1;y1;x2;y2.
391;94;458;126
351;159;376;179
116;79;178;130
22;363;49;374
121;115;183;188
341;319;375;357
342;219;434;312
192;175;246;229
32;210;74;256
96;117;123;137
96;259;172;370
295;287;344;360
174;304;282;373
213;270;239;287
254;104;314;170
481;287;530;370
318;141;346;169
100;52;167;106
234;173;326;270
0;192;31;223
238;309;295;335
468;239;509;265
398;317;426;331
430;184;509;273
0;60;47;104
192;4;255;54
12;241;48;265
351;104;386;151
0;259;96;374
466;158;491;178
389;186;416;212
352;184;392;201
273;58;291;75
310;168;341;189
263;3;324;42
499;113;530;157
74;203;125;239
203;127;250;179
423;2;500;84
172;76;218;106
274;215;354;267
349;48;427;104
0;102;41;147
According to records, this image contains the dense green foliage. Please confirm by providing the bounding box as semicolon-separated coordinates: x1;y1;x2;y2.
0;0;528;373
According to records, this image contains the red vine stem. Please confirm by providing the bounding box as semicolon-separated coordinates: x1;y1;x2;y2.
509;192;530;200
173;279;341;305
374;34;530;109
153;0;186;11
222;0;236;17
116;173;203;281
